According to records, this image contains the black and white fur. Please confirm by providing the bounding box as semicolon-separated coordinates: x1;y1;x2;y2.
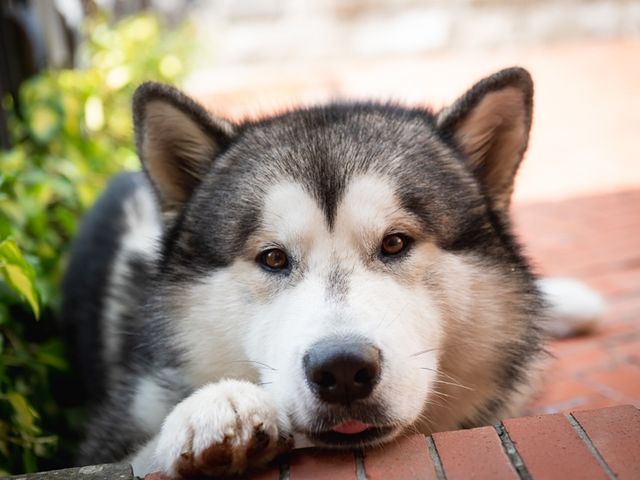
62;67;604;478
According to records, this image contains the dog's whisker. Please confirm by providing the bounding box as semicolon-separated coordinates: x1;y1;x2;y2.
409;340;470;357
222;360;278;371
375;302;410;332
370;297;411;332
412;410;439;428
408;347;440;358
431;379;474;391
429;389;453;399
419;366;471;389
420;372;474;392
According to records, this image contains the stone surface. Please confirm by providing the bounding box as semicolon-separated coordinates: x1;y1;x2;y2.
9;463;133;480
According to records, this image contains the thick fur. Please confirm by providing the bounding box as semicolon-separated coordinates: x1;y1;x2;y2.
62;67;600;477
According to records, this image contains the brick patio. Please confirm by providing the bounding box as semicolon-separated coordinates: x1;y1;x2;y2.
517;190;640;415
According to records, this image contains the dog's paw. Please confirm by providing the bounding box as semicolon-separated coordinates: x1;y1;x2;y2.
154;379;292;478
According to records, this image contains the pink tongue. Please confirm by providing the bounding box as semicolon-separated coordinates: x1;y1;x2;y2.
332;420;370;434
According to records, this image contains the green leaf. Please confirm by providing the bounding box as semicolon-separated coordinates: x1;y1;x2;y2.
36;340;68;371
4;392;39;435
25;100;64;144
0;238;40;318
22;447;37;473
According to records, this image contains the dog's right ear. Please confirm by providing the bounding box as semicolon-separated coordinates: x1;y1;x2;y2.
435;67;533;212
132;82;234;212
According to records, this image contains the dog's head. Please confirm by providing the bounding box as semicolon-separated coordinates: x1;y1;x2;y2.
133;68;543;447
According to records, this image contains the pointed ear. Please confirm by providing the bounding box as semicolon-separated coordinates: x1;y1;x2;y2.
132;82;234;212
436;67;533;211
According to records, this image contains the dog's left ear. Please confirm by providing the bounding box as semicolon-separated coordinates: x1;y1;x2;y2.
132;82;235;213
436;67;533;211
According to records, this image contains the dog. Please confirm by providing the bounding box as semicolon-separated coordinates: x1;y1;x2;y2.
61;67;604;478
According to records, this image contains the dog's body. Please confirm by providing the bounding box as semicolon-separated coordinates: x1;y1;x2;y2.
62;68;603;477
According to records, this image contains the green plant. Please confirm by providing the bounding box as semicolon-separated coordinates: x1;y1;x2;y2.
0;12;193;474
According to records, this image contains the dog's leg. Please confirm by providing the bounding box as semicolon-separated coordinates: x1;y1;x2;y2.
130;379;292;478
537;277;606;337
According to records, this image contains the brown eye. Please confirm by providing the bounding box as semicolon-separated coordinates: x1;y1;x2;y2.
381;234;411;256
259;248;289;271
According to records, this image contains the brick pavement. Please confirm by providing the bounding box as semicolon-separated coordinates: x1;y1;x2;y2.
515;190;640;414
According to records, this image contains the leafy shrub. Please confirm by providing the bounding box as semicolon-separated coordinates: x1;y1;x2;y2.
0;12;193;474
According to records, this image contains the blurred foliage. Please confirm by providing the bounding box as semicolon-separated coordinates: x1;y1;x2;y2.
0;12;193;474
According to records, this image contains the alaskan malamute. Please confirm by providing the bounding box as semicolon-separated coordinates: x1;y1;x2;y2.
62;67;603;477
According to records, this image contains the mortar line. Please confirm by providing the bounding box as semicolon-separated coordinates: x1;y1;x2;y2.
355;449;368;480
278;459;290;480
494;422;533;480
426;435;447;480
566;413;617;480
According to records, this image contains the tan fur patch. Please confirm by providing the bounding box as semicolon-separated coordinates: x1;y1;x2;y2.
414;254;543;433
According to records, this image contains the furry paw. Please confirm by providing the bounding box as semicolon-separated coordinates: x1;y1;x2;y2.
154;379;291;478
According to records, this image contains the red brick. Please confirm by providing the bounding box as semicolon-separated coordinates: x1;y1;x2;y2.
554;346;613;372
588;267;640;299
432;426;518;480
572;405;640;480
503;413;608;480
613;341;640;363
364;434;438;480
569;394;621;413
527;389;621;416
596;321;640;339
534;378;601;407
288;448;356;480
586;364;640;402
607;295;640;321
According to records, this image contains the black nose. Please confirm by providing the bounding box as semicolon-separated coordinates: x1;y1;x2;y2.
303;337;381;405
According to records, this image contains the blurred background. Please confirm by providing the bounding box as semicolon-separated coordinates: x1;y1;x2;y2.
1;0;639;475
